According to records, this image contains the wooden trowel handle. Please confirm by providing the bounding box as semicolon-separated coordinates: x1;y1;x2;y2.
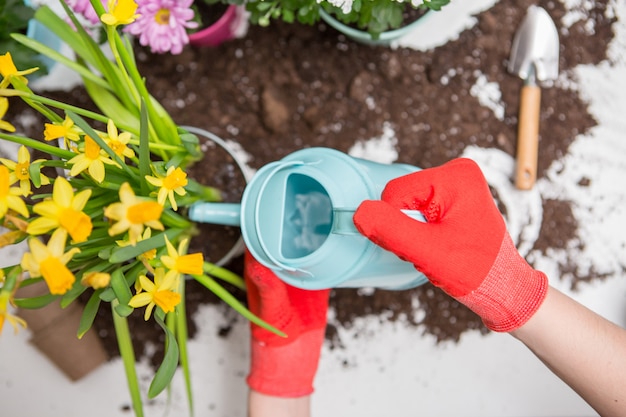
515;84;541;190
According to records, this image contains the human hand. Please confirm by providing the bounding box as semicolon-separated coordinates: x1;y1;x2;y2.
353;158;548;332
244;250;330;397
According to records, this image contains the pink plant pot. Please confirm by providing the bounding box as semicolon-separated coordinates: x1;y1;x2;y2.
188;5;248;47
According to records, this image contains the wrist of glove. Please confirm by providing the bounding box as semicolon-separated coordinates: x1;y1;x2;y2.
354;158;548;333
245;251;330;397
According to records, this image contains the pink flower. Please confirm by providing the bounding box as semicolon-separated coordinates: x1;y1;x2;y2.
66;0;107;25
125;0;198;55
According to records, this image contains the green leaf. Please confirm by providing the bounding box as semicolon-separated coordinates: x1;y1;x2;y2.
110;269;134;317
60;279;88;308
203;262;245;290
138;99;151;195
193;274;286;337
13;293;56;309
175;279;194;412
82;76;140;132
148;311;180;398
100;287;116;302
78;291;102;339
28;160;44;188
111;301;144;417
108;229;184;263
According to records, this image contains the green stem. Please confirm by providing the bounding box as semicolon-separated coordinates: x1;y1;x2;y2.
192;274;286;337
10;91;110;125
0;132;74;159
203;262;245;290
106;26;141;109
111;300;144;417
176;278;194;415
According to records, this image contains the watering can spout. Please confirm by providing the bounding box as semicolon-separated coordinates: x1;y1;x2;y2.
189;202;242;227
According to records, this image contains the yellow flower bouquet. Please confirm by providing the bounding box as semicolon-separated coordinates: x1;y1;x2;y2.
0;0;280;415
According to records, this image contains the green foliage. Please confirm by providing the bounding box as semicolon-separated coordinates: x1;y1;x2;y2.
232;0;451;38
0;0;48;74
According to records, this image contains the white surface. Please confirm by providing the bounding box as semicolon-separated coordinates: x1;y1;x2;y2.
1;1;625;416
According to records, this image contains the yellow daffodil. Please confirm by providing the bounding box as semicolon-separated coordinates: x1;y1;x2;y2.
0;290;27;335
145;166;188;210
0;97;16;132
0;165;29;219
68;135;119;183
128;267;180;320
101;0;140;27
0;145;51;196
27;176;93;243
21;229;80;295
103;119;135;160
44;115;82;147
161;236;203;276
81;271;111;289
0;52;38;88
104;182;164;245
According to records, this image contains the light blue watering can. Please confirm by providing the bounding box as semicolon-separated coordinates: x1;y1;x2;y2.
189;147;428;291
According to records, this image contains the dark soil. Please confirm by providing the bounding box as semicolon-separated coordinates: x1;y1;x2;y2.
10;0;616;363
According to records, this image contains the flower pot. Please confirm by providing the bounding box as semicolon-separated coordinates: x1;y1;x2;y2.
16;281;108;381
188;5;249;47
319;8;433;46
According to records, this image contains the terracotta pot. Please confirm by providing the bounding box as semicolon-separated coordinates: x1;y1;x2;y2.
319;8;433;46
16;282;108;381
188;5;249;47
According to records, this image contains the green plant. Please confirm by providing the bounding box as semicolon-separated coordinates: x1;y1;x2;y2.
0;0;283;415
231;0;451;38
0;0;49;74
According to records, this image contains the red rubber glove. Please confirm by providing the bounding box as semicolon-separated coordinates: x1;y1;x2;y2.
353;158;548;332
244;250;330;397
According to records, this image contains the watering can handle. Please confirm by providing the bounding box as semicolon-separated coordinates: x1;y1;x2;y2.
332;208;426;235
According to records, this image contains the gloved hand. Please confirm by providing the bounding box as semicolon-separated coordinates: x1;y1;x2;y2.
353;158;548;332
244;250;330;397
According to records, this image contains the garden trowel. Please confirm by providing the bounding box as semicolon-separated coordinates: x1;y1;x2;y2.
508;5;559;190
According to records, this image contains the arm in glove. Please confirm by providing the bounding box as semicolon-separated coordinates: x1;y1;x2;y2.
244;250;330;397
353;158;548;332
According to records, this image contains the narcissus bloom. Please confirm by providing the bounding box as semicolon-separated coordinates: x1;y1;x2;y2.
0;145;51;196
104;182;164;245
0;98;16;133
68;135;119;183
27;176;93;243
44;115;82;145
101;0;140;26
0;290;27;335
0;52;38;87
128;267;181;320
161;236;203;276
21;229;80;295
81;271;111;289
145;165;187;210
0;165;29;219
104;119;135;161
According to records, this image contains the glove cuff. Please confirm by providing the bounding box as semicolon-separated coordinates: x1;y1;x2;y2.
457;234;549;332
247;328;325;397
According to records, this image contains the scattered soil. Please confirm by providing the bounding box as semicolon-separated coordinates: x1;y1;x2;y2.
8;0;616;363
